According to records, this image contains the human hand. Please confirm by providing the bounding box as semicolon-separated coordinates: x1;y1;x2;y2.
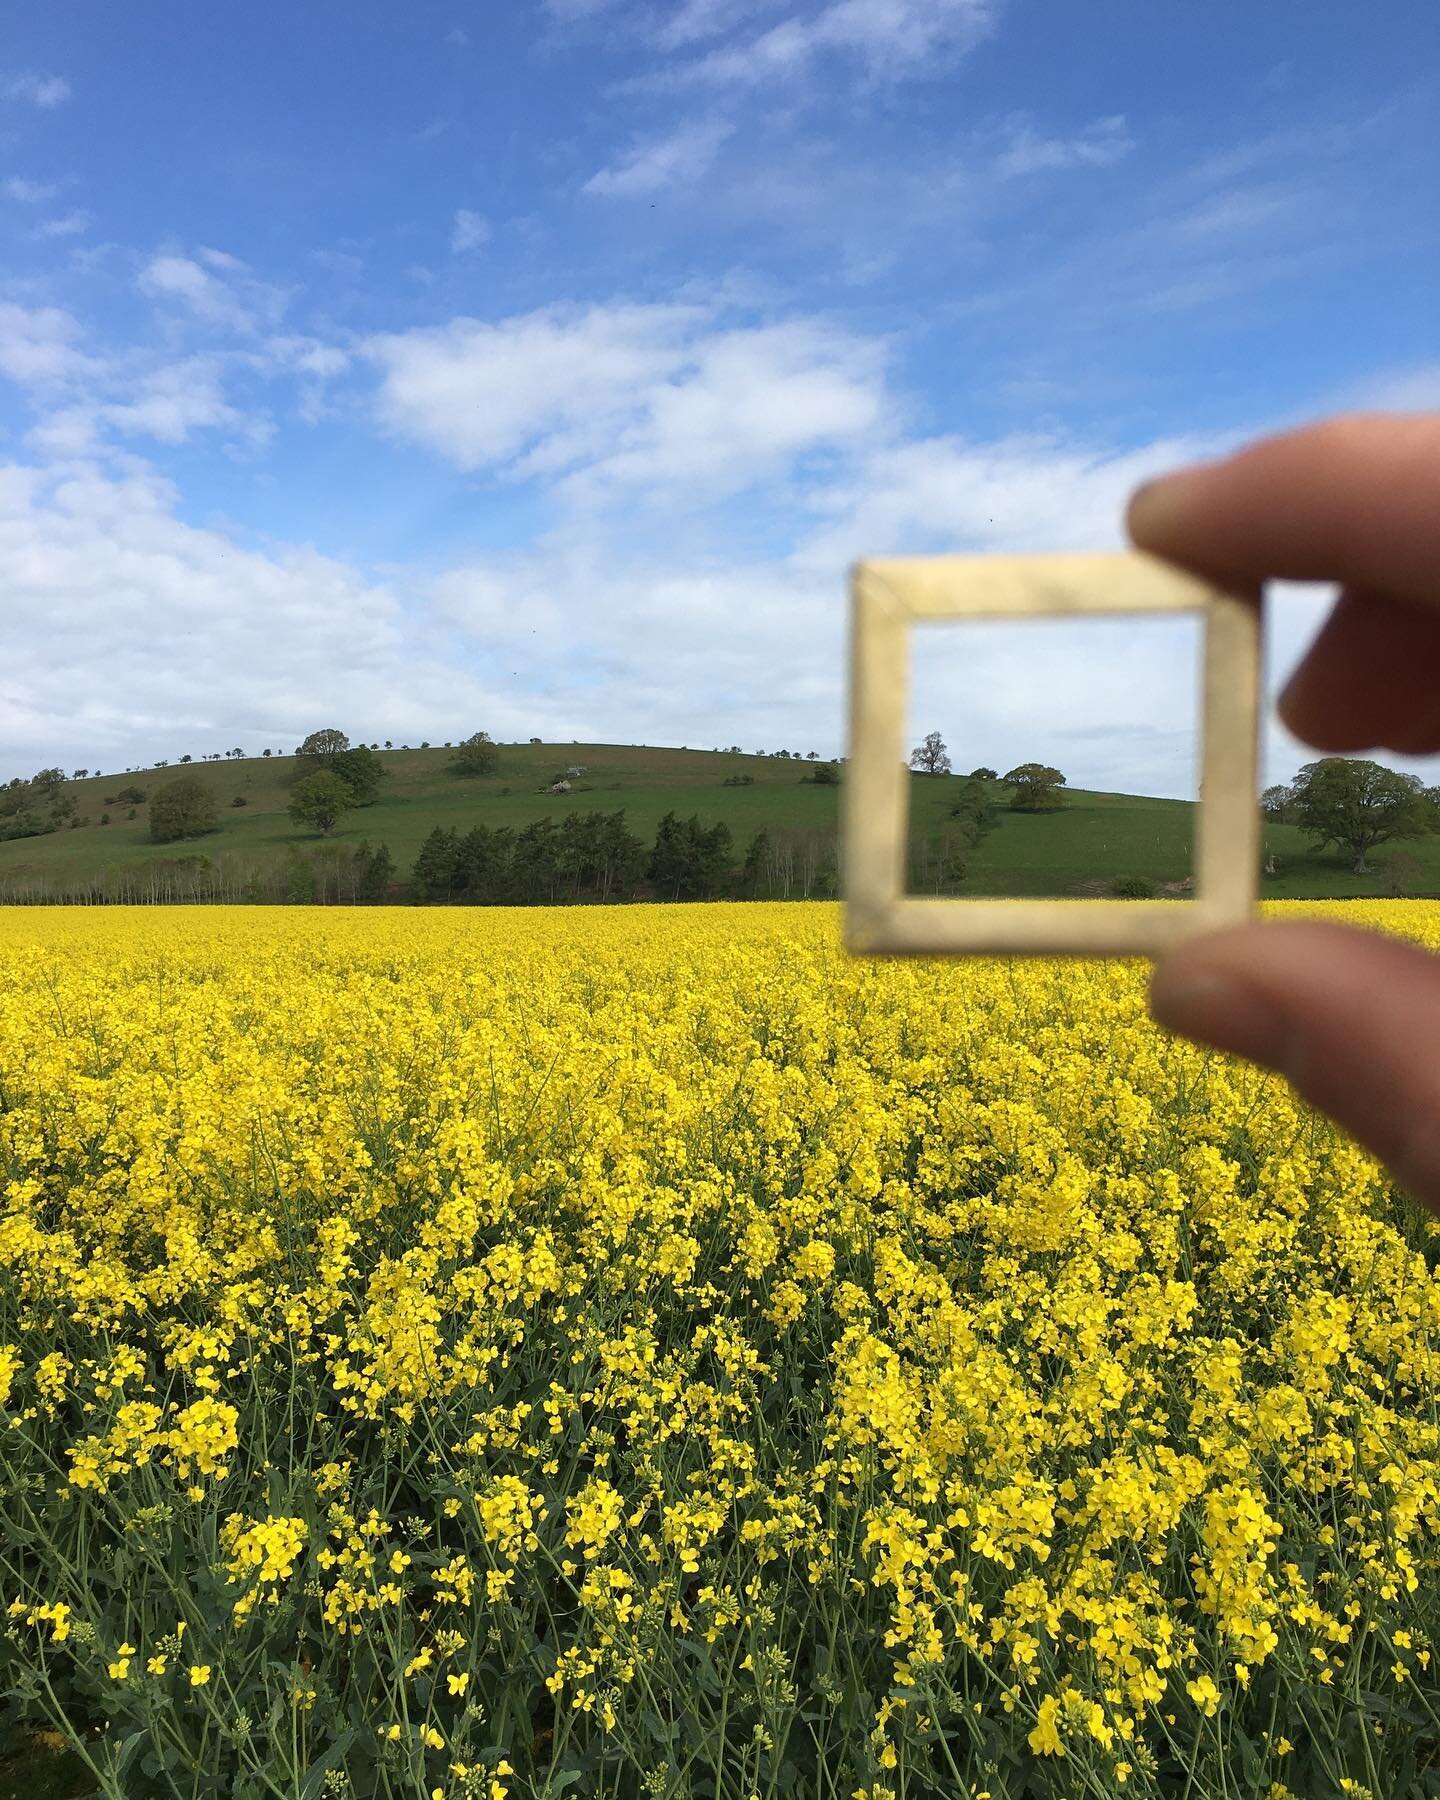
1127;412;1440;1208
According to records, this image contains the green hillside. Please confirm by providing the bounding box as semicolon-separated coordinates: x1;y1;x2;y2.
1;741;1437;901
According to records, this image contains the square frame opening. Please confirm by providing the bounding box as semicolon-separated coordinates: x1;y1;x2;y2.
843;550;1263;957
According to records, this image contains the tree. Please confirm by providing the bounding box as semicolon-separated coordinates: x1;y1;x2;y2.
296;728;351;770
115;784;147;804
288;771;356;837
647;812;733;900
414;826;462;897
555;809;646;900
1290;757;1436;873
450;731;500;777
969;767;997;781
1260;783;1296;824
149;775;218;844
329;746;383;805
354;842;395;902
1004;763;1067;813
910;824;971;894
742;829;771;897
949;779;997;840
910;731;951;776
808;762;840;786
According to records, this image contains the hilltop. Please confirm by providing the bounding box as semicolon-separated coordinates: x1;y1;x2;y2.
1;740;1436;903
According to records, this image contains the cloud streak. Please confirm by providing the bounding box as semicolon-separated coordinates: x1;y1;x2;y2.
648;0;1000;88
583;118;733;197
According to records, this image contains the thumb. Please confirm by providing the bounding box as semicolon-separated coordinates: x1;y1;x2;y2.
1149;919;1440;1211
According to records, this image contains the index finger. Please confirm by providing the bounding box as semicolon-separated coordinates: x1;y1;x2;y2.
1126;412;1440;609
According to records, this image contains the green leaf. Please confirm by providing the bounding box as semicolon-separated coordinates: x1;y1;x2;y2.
300;1726;361;1799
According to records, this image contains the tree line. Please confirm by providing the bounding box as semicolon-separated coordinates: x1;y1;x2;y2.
412;810;806;905
0;843;396;907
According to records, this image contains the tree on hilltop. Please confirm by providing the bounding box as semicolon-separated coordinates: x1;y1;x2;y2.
1004;763;1067;812
296;728;351;769
910;731;951;776
450;731;500;777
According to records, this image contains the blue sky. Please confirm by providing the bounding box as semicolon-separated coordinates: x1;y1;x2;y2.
2;0;1436;793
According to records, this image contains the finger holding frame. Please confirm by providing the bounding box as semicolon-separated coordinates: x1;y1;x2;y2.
843;551;1263;957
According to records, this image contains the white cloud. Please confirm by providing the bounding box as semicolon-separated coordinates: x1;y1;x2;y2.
0;457;504;773
429;543;840;749
367;301;701;468
98;358;267;448
0;302;102;386
794;428;1227;572
5;72;71;109
365;301;888;501
992;113;1134;179
196;245;250;273
449;208;491;253
583;117;733;197
3;175;59;204
136;252;287;333
20;360;267;457
2;291;341;453
38;208;92;237
138;254;242;323
26;408;100;459
663;0;999;87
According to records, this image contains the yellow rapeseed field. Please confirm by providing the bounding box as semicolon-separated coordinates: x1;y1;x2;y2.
3;902;1440;1799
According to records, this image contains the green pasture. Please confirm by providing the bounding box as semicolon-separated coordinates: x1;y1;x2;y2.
1;742;1436;900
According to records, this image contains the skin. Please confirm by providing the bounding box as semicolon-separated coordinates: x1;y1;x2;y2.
1125;411;1440;1210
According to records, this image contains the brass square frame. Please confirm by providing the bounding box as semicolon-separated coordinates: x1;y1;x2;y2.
843;550;1263;957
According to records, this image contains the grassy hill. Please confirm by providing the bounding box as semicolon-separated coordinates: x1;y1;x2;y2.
2;740;1437;901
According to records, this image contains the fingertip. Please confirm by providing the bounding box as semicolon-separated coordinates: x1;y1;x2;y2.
1126;469;1198;553
1149;935;1293;1071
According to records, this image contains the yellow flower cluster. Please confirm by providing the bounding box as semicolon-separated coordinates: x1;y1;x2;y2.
2;901;1440;1795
